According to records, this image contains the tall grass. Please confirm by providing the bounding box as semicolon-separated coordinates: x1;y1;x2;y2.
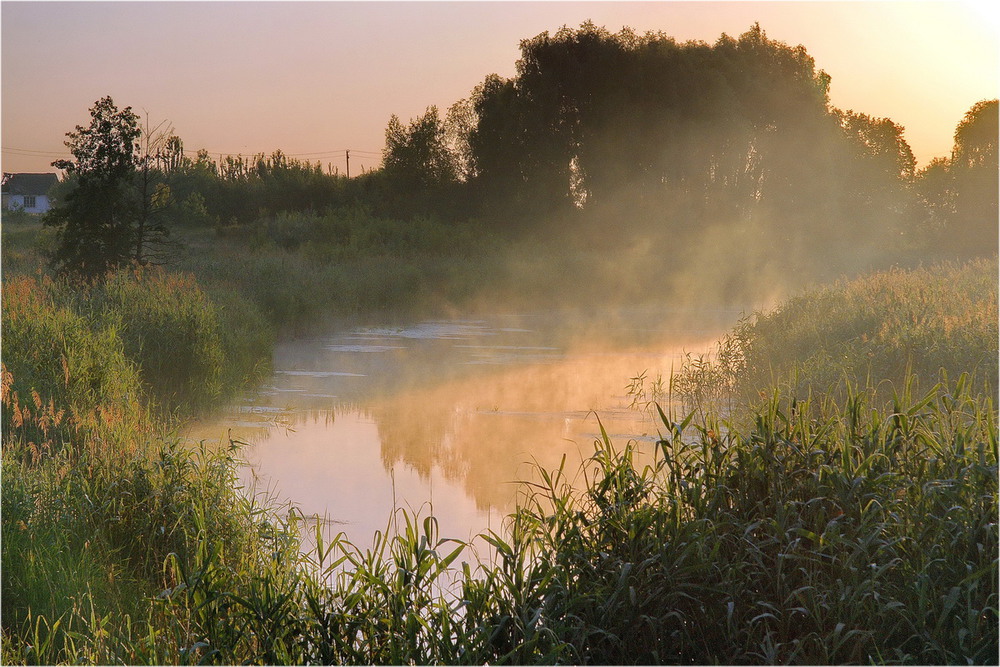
6;374;992;664
1;275;148;453
506;375;997;664
178;207;501;332
1;437;282;664
2;269;265;415
81;269;226;408
671;259;999;412
3;214;995;663
0;269;257;661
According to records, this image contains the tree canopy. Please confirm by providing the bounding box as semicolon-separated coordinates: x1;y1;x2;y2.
46;23;996;285
45;96;176;276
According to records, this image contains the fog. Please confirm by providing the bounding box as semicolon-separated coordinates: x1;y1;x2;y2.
188;25;996;548
188;307;741;546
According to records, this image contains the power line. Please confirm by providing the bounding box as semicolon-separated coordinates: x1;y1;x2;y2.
2;146;70;156
2;145;380;159
192;148;381;160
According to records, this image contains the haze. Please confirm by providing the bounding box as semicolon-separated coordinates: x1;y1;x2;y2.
2;1;998;175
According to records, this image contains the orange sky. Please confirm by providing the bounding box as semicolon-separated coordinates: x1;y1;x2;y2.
2;1;997;175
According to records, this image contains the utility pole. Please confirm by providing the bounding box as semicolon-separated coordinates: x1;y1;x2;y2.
346;149;350;179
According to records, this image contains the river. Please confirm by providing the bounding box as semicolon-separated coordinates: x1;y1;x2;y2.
186;306;741;550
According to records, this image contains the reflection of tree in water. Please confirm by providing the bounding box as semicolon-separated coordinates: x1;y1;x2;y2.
366;351;674;513
372;398;575;513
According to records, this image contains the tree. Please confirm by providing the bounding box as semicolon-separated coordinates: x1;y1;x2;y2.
379;107;463;218
953;99;998;170
45;96;175;276
950;100;998;256
443;96;477;182
832;109;918;247
914;157;954;248
133;112;177;266
382;107;457;189
913;100;998;259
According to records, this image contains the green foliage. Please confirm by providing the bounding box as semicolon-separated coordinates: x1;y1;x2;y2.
3;253;997;663
45;97;144;276
949;100;999;257
159;148;348;226
1;437;267;665
1;275;146;452
500;377;997;664
176;191;214;226
0;207;37;224
912;100;998;261
0;217;53;276
81;269;226;409
250;206;477;257
383;107;457;188
0;271;269;659
4;376;994;665
673;259;999;410
466;22;853;238
172;206;493;334
1;269;249;429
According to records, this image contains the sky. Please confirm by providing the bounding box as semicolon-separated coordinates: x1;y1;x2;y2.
2;1;998;176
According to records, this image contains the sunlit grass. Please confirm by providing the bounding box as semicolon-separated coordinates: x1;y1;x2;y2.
3;373;994;664
2;212;995;664
671;258;999;414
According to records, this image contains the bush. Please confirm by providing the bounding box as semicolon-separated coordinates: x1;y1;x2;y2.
83;269;226;409
672;259;999;410
1;275;145;453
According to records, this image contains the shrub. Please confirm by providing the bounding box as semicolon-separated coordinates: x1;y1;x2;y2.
83;268;226;409
673;259;999;410
1;275;145;453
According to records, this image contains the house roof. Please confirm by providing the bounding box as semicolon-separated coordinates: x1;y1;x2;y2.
1;173;59;196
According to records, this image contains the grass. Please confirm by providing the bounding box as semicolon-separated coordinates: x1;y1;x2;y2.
518;374;997;664
4;373;994;664
671;258;999;415
174;207;504;332
2;209;996;664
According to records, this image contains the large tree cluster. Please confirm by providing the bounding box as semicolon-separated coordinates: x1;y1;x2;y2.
386;22;994;270
460;25;917;259
45;23;996;280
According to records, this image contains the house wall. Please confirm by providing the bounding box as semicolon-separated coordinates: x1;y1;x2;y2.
3;193;51;214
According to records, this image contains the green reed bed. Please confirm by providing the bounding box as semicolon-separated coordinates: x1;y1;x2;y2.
175;207;502;332
3;222;996;664
6;373;992;664
0;269;266;663
1;436;302;665
509;375;996;664
671;258;998;412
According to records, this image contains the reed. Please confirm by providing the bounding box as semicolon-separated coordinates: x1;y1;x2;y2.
3;373;995;664
498;374;997;664
2;213;995;663
672;258;999;413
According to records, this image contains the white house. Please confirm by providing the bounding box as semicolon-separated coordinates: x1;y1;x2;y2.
2;172;59;214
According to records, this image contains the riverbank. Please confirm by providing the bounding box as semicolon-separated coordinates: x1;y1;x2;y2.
2;215;996;663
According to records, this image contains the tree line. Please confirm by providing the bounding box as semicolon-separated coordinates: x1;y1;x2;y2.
43;22;997;278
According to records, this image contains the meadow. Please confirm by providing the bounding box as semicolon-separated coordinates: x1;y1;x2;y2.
670;259;998;415
1;211;997;664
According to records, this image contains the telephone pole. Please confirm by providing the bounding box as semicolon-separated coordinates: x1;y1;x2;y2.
346;149;350;179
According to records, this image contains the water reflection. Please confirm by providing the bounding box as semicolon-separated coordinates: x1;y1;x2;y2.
187;308;739;548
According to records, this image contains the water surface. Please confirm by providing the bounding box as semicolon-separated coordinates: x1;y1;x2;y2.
188;308;740;549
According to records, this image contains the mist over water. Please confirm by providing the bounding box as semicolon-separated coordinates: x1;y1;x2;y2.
188;306;741;547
